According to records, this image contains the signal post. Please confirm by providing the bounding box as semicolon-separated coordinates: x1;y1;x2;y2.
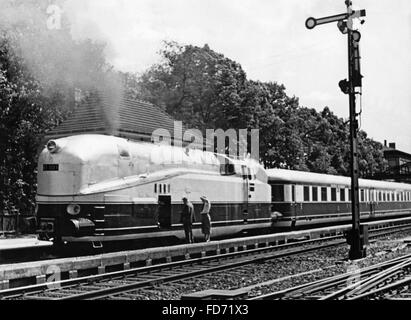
305;1;367;259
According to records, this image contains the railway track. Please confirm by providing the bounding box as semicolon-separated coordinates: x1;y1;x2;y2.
1;235;344;300
250;253;411;300
1;220;411;300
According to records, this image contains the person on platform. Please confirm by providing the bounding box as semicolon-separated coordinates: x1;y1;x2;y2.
200;196;211;242
180;197;195;243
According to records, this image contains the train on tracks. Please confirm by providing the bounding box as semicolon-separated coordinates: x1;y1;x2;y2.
36;134;411;246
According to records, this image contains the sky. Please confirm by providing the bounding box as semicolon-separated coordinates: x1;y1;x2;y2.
63;0;411;153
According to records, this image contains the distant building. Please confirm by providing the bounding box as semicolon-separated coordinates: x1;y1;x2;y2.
372;140;411;183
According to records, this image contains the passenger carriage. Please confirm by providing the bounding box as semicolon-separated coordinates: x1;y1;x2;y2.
267;169;411;228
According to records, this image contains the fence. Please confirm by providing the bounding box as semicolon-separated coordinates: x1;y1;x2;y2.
1;209;36;236
0;213;19;236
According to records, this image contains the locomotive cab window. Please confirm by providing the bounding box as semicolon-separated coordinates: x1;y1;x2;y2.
247;168;253;180
220;163;236;176
117;144;130;158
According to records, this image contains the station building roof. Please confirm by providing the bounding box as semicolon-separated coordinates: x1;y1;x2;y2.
44;92;206;147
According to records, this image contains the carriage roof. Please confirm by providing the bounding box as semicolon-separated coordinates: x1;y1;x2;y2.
266;168;411;191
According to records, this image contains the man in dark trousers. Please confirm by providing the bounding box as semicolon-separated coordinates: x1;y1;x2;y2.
181;197;194;243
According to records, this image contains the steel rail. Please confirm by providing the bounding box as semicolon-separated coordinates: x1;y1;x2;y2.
250;231;411;300
322;258;411;300
27;238;347;300
0;235;344;300
250;254;411;300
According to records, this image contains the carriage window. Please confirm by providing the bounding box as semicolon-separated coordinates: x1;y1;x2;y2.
304;186;310;201
340;188;346;201
383;192;386;202
379;191;382;201
321;187;327;202
331;188;337;201
271;185;284;202
292;185;295;202
159;184;162;193
360;189;364;202
397;193;400;201
348;189;351;201
312;187;318;201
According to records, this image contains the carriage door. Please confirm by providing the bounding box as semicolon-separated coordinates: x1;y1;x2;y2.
292;185;304;226
369;189;376;218
241;165;249;219
158;195;171;229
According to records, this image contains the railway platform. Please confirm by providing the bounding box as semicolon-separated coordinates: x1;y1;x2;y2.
0;234;53;252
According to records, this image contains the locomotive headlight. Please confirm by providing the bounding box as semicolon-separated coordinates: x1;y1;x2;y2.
67;204;81;215
46;140;59;153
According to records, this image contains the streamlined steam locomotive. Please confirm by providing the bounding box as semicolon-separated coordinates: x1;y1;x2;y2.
36;134;411;245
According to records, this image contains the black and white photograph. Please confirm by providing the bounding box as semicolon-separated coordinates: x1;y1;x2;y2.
0;0;410;315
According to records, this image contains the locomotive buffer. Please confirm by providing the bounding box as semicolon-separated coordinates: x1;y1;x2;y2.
306;1;367;259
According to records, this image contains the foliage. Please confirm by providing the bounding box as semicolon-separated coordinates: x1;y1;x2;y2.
134;42;387;176
0;1;109;212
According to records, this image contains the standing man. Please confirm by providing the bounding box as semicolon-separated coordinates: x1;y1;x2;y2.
181;197;194;243
200;196;211;242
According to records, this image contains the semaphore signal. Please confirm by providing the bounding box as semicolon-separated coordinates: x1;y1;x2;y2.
305;0;367;260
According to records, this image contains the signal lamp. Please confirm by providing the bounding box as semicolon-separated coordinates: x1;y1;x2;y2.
339;79;350;94
305;17;316;29
337;20;348;34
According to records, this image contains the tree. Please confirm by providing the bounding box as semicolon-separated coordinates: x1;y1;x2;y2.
137;41;248;132
0;1;110;212
134;41;387;177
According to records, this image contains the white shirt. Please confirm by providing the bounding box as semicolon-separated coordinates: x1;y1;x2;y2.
200;201;211;214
